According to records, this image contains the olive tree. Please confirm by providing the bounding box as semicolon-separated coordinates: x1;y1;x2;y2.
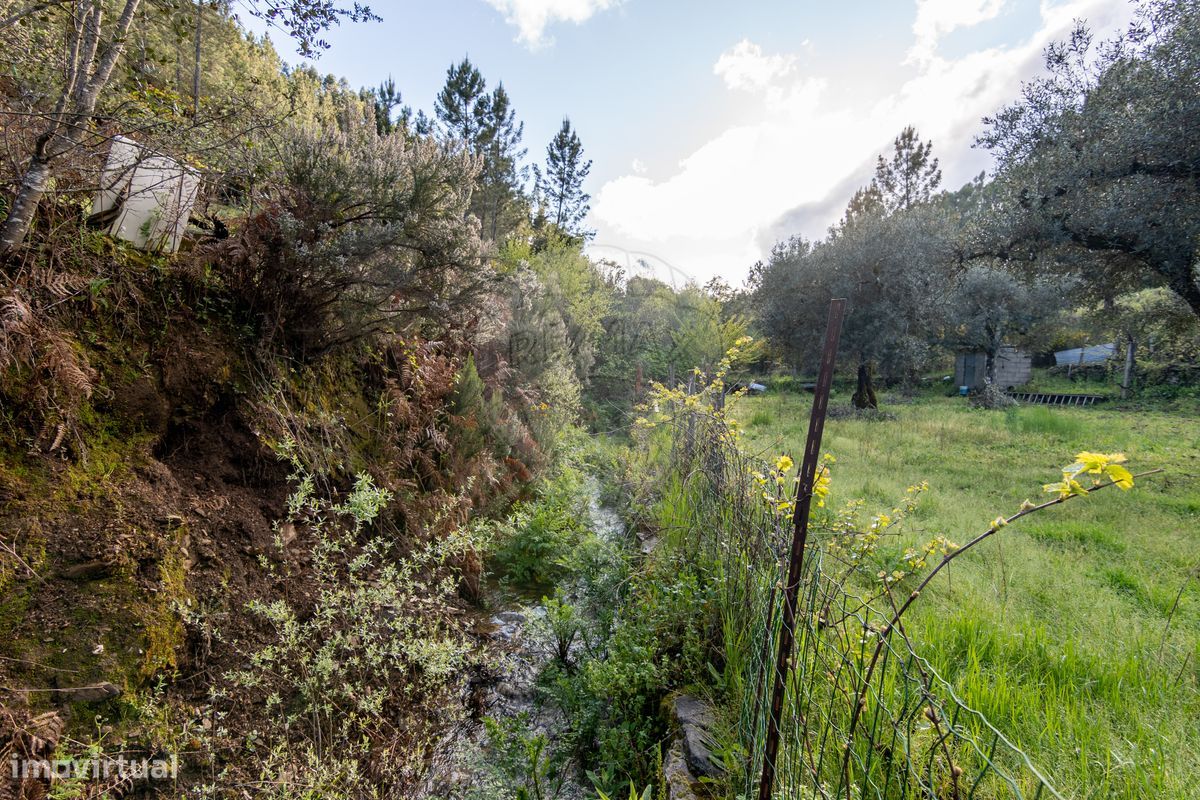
755;202;956;407
976;2;1200;317
944;264;1065;384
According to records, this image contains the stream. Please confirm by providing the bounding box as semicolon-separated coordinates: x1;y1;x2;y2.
419;476;627;800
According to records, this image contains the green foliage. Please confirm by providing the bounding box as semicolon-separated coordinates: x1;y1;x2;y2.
473;715;570;800
586;275;762;427
451;354;515;461
540;590;581;666
1004;405;1086;439
977;2;1200;318
223;448;485;790
753;198;955;386
535;530;715;796
534;117;593;239
209;119;486;356
434;57;530;241
871;125;942;212
946;263;1066;380
734;391;1200;798
435;58;489;144
595;783;652;800
493;462;588;586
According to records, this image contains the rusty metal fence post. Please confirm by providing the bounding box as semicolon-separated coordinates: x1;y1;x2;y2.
756;298;845;800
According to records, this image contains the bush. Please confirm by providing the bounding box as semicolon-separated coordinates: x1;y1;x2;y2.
218;447;487;792
492;462;587;586
205;124;488;357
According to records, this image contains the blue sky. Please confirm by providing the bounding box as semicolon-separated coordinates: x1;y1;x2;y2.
246;0;1135;285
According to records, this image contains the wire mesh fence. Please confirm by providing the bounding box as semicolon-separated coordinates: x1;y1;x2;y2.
654;402;1063;800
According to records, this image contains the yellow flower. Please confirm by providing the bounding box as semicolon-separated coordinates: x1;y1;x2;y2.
775;454;794;472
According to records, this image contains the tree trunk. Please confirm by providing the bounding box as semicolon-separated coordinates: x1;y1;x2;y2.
0;156;52;257
1169;275;1200;321
192;0;203;115
1121;335;1136;400
852;360;877;410
0;0;142;260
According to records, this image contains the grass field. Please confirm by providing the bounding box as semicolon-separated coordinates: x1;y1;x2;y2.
730;390;1200;799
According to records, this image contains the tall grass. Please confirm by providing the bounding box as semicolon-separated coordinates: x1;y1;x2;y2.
731;392;1200;798
637;396;1081;799
1004;405;1085;438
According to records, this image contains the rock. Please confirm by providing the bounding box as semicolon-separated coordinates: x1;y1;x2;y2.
488;610;527;641
663;740;699;800
277;522;298;547
158;513;186;529
671;695;723;779
66;682;121;703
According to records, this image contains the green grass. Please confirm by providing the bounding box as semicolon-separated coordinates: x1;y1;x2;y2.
731;391;1200;799
1004;404;1087;438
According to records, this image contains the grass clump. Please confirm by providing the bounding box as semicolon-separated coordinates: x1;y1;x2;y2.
1005;404;1086;438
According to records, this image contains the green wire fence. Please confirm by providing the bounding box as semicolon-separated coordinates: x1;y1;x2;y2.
656;404;1063;800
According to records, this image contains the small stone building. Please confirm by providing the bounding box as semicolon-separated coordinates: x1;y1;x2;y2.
955;346;1032;391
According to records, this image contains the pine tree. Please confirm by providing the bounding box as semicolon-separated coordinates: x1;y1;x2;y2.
871;126;942;213
833;183;885;235
434;60;529;241
535;117;592;239
370;76;407;135
413;110;434;137
474;83;527;241
434;58;488;145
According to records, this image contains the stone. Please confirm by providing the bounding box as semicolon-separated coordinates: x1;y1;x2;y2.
672;695;723;779
663;740;699;800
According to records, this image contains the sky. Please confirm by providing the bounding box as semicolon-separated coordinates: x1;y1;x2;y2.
243;0;1136;286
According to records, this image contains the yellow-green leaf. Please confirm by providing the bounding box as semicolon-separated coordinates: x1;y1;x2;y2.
1105;463;1135;490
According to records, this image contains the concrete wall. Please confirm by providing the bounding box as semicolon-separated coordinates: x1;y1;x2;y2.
955;346;1032;390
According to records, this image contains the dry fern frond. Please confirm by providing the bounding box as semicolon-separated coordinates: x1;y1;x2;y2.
1;288;97;453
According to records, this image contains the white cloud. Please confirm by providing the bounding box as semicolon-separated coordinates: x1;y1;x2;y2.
592;0;1135;284
909;0;1007;63
483;0;619;48
631;158;647;174
713;39;797;92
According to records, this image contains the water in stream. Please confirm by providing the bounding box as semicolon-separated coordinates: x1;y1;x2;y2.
419;476;626;800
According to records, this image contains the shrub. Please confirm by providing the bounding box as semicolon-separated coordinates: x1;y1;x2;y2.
492;462;587;586
220;446;487;792
205;123;489;357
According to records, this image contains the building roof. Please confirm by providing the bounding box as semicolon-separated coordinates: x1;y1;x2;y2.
1054;343;1116;366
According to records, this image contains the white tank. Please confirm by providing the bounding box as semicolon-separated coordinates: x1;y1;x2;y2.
94;136;200;254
